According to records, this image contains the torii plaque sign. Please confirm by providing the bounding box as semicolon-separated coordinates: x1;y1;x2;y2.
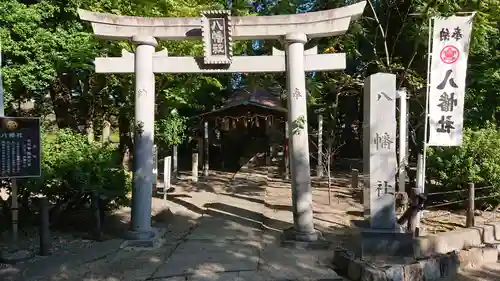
79;1;366;243
201;10;233;64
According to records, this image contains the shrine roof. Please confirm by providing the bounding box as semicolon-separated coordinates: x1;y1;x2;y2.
198;88;287;118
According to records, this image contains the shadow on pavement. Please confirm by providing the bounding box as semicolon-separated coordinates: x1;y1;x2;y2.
0;184;350;281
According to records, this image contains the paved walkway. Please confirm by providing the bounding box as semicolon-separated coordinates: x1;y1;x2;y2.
0;165;341;281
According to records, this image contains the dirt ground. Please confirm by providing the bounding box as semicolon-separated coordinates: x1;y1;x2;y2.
267;169;499;236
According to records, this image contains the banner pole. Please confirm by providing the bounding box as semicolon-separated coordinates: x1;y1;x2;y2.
416;17;434;232
422;16;434;195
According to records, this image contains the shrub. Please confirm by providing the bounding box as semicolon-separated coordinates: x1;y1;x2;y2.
427;123;500;208
20;129;131;211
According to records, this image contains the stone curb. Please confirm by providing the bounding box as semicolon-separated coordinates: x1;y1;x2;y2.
414;221;500;258
332;245;498;281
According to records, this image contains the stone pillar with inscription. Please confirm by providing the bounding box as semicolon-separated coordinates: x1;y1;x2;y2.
129;35;157;240
282;32;319;242
363;73;398;229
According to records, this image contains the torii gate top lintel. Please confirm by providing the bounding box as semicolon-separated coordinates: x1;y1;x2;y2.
78;1;366;41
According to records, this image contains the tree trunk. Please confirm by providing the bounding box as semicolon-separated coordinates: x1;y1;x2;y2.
49;75;77;130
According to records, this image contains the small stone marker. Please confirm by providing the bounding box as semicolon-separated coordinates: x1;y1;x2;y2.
363;73;398;229
102;120;111;143
192;153;198;183
163;156;171;200
203;121;209;177
172;145;178;182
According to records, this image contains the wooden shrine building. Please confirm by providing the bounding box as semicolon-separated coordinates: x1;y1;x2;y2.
196;88;287;172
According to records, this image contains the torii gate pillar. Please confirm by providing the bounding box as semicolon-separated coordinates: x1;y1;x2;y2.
129;35;157;239
283;33;316;240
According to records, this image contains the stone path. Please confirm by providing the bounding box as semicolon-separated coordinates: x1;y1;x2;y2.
0;165;342;281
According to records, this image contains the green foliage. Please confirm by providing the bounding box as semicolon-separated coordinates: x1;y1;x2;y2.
292;115;306;136
427;124;500;207
22;129;131;208
0;0;498;214
155;109;187;147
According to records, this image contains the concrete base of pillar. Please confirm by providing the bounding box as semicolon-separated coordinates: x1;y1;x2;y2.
280;227;330;249
123;227;166;248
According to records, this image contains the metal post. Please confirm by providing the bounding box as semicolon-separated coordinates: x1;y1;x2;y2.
163;156;172;200
397;88;408;193
284;122;290;180
129;35;157;240
317;114;324;177
91;192;103;241
203;121;209;177
421;17;434;206
39;197;51;255
415;154;424;231
11;179;18;245
466;182;475;227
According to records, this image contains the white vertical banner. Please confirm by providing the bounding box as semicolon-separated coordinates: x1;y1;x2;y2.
427;15;474;146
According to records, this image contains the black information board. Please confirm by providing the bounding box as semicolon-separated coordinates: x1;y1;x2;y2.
0;117;41;178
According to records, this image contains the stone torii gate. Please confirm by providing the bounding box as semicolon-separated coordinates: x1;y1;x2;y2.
79;1;366;243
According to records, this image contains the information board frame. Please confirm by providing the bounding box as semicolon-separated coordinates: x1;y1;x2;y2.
0;116;41;179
